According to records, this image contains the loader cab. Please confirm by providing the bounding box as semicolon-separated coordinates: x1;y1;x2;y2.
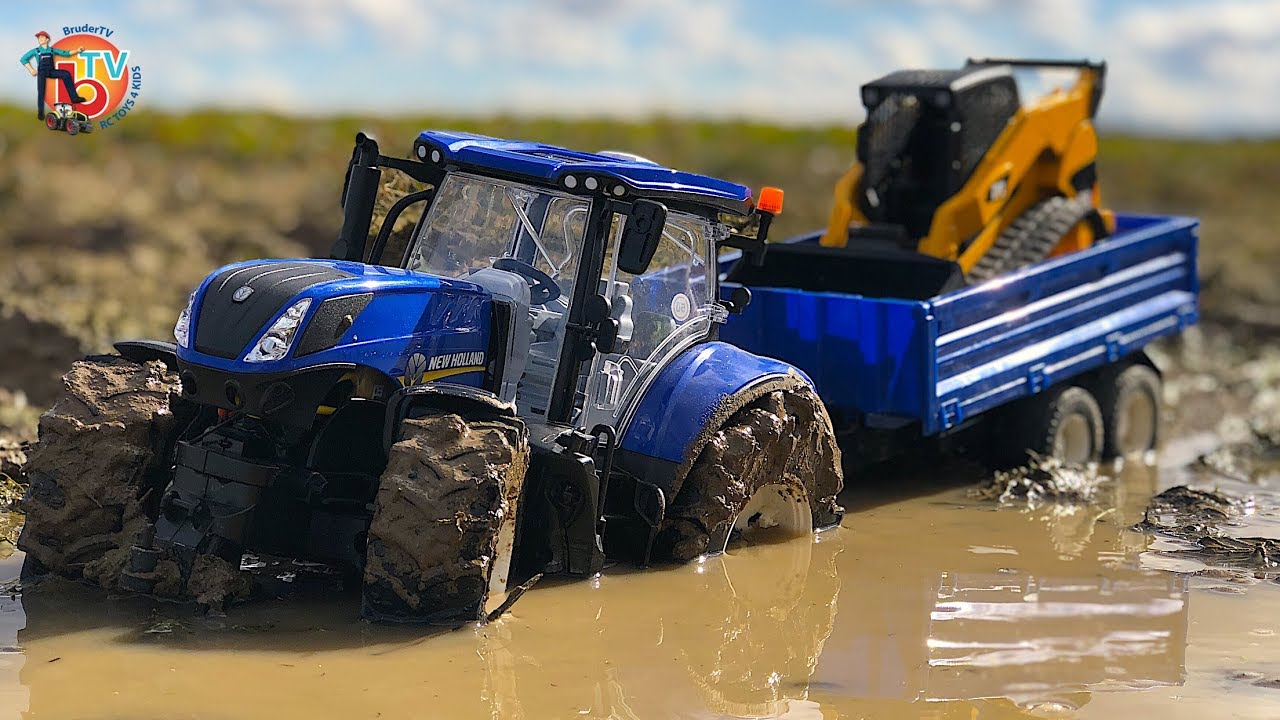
856;65;1020;238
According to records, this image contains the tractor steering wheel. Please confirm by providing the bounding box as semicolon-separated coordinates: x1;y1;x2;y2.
492;258;561;306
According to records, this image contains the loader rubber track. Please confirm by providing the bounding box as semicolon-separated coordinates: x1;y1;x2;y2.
967;195;1096;284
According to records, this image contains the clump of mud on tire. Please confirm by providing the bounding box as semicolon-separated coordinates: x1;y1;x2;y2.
17;357;185;589
971;453;1107;506
364;412;530;624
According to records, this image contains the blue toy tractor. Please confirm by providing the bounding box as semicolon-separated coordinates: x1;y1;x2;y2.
18;131;843;623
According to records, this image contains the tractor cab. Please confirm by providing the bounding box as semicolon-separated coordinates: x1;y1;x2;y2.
856;64;1020;239
334;131;776;434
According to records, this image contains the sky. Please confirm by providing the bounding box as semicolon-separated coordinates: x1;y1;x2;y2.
3;0;1278;137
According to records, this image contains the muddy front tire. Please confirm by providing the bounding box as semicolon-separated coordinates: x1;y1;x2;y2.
363;412;530;624
654;385;843;563
17;356;184;588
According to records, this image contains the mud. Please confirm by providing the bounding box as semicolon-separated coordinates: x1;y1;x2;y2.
0;467;21;547
0;437;25;481
16;356;181;587
971;453;1109;506
186;555;252;609
364;412;530;623
0;304;87;411
1137;484;1280;578
656;383;843;562
6;442;1276;719
1195;426;1280;483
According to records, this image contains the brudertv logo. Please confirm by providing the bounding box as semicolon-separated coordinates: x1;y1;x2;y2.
18;24;142;133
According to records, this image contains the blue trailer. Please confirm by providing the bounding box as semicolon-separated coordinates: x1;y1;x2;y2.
720;213;1199;464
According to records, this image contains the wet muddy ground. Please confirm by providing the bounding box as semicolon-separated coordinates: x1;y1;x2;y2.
0;327;1276;719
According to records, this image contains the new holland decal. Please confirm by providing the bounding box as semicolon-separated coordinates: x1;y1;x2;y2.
401;351;486;386
427;351;485;371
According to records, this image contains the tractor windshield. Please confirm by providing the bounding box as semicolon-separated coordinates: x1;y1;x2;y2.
406;172;588;297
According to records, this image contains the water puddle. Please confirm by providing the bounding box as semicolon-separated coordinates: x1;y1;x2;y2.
0;447;1279;718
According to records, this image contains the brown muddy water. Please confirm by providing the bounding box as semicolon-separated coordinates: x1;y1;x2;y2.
0;433;1276;720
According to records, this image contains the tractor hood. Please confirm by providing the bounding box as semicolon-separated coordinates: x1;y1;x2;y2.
180;259;492;373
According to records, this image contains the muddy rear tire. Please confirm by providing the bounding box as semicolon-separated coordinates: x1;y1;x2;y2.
1005;384;1104;465
363;411;530;624
1098;363;1162;458
654;385;843;563
17;356;184;588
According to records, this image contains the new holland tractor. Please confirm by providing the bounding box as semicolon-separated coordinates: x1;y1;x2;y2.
17;131;843;623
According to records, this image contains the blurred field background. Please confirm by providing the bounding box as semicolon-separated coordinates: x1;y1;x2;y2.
0;104;1277;442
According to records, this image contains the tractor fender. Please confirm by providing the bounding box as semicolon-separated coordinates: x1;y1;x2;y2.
617;341;815;499
383;381;515;453
114;340;179;371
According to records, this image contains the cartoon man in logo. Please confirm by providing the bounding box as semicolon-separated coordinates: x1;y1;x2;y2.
18;31;87;121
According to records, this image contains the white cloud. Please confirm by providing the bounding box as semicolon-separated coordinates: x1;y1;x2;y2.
4;0;1280;135
1103;1;1280;134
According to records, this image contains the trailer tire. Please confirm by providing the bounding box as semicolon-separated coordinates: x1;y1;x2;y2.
363;411;530;624
1097;363;1161;458
1012;385;1104;465
968;195;1098;283
653;385;843;563
17;356;184;588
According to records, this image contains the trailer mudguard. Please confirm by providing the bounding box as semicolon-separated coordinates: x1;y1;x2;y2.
616;341;814;498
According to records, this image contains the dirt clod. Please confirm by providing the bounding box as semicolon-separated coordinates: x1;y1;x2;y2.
1137;485;1280;575
16;356;181;588
364;412;530;623
186;555;252;609
1141;485;1237;524
971;454;1107;506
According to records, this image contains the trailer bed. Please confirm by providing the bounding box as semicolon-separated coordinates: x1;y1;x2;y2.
719;214;1199;435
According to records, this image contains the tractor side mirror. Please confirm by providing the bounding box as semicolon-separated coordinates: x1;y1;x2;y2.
721;285;752;315
618;200;667;275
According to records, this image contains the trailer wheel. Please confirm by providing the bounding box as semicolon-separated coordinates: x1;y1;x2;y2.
1098;363;1161;458
968;195;1098;283
363;411;530;624
1013;385;1104;465
654;385;843;563
17;356;184;588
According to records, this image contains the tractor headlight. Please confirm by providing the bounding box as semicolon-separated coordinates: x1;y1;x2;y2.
173;291;196;348
244;299;311;363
